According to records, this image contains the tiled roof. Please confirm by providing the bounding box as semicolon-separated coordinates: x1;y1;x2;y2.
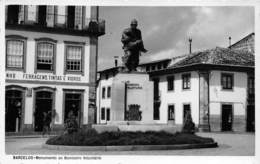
168;47;254;68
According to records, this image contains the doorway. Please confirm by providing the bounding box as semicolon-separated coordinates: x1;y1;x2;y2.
7;5;20;24
5;90;23;132
67;6;75;29
34;91;53;131
221;104;233;131
183;104;191;123
38;5;47;25
64;93;81;126
246;105;255;132
106;108;110;121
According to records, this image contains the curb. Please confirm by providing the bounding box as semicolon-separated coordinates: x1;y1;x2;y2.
6;135;56;139
42;142;218;151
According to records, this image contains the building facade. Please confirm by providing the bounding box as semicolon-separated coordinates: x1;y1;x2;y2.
97;34;255;132
229;33;255;53
5;5;105;133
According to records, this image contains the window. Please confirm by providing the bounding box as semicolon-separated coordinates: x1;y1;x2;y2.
56;6;66;25
183;104;191;123
102;87;106;99
153;78;160;101
74;6;83;29
167;76;174;91
101;108;105;120
157;63;162;70
46;6;55;27
168;105;175;121
163;62;168;69
151;65;156;71
182;73;191;89
6;40;24;69
65;45;83;72
36;42;55;71
27;5;37;22
248;77;254;95
221;73;233;90
107;86;111;98
146;66;150;72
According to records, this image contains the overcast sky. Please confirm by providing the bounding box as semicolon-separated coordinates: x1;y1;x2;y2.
98;6;254;71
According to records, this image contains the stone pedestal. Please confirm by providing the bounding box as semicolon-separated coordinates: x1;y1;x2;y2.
110;72;154;124
198;71;211;132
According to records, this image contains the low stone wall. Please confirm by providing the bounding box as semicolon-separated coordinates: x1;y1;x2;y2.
22;124;34;133
210;114;246;132
210;115;221;132
233;115;246;132
92;124;183;134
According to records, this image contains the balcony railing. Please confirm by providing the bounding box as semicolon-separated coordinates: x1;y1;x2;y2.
6;13;105;35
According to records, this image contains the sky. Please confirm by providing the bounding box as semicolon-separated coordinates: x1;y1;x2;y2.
98;6;254;71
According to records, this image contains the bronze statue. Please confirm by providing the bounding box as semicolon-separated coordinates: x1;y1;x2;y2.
121;19;147;72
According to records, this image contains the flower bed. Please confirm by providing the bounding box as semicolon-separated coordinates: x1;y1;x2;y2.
46;129;215;146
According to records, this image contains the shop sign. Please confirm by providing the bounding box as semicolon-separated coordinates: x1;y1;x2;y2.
6;72;82;82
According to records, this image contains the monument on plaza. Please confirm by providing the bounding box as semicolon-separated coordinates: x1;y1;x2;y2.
109;19;154;125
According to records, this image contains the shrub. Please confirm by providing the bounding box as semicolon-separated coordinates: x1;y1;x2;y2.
182;111;195;134
64;112;79;134
46;129;215;146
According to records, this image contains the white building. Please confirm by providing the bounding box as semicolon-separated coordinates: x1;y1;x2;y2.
97;34;255;132
5;5;105;133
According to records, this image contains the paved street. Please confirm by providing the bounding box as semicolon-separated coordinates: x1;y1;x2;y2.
5;132;254;156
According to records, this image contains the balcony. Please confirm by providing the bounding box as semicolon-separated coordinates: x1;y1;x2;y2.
6;13;105;37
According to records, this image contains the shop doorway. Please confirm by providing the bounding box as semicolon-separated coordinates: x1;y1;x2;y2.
5;90;23;132
64;93;82;126
246;105;255;132
34;91;53;132
221;104;233;131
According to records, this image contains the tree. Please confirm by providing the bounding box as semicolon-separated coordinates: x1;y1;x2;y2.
64;111;79;134
182;111;195;134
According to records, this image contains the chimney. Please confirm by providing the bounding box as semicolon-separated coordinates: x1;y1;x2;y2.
228;36;231;48
189;38;192;54
114;56;119;67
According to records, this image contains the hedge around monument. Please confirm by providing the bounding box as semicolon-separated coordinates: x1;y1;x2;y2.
46;129;215;146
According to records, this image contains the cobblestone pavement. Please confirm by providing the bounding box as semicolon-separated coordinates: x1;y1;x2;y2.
5;132;254;156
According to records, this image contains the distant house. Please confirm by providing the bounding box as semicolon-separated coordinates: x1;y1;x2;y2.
229;33;254;53
138;58;171;72
96;33;255;132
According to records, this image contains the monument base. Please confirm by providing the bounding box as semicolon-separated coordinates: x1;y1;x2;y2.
110;72;154;124
198;124;211;132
